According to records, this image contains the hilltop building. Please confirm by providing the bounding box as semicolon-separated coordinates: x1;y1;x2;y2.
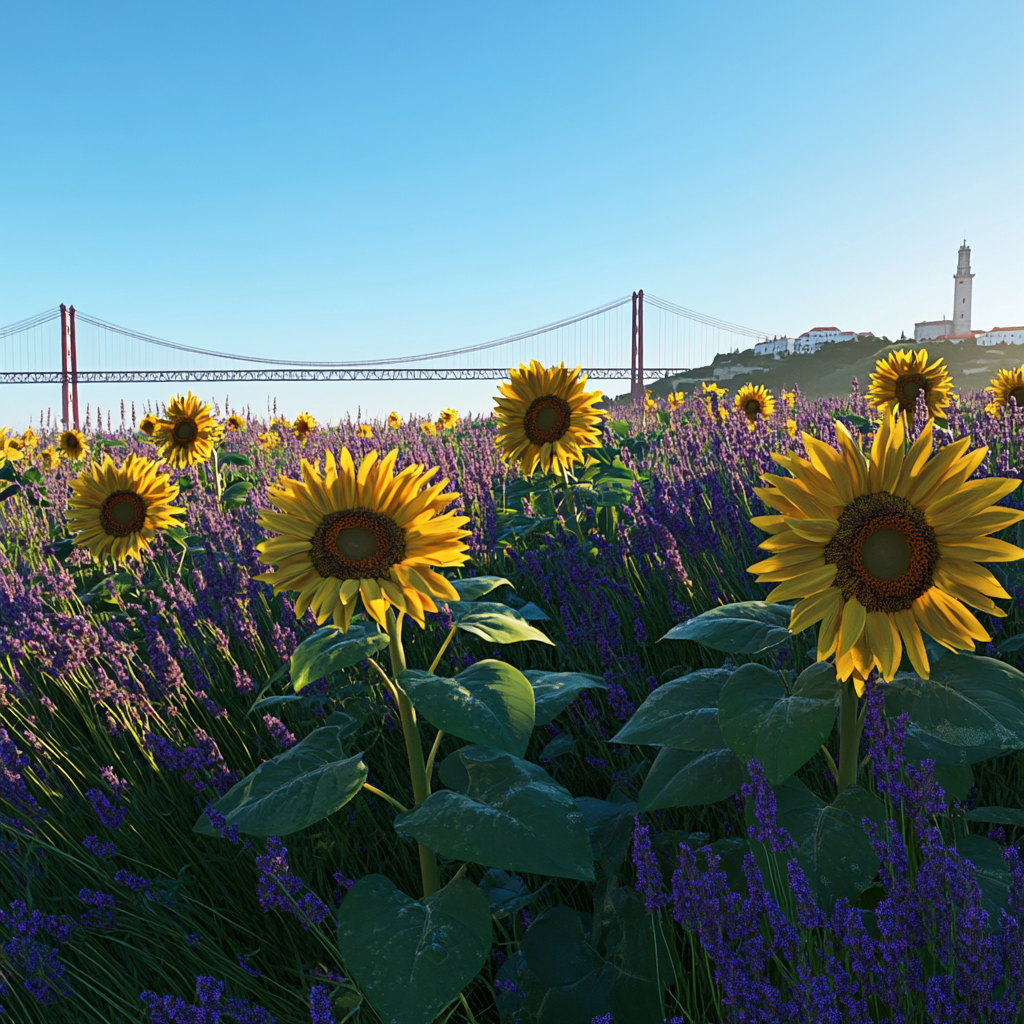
754;327;875;359
753;336;794;358
914;243;974;342
977;327;1024;347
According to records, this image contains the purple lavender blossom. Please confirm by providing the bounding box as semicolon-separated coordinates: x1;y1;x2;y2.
262;714;296;749
309;985;336;1024
255;838;330;929
740;760;796;852
632;818;668;911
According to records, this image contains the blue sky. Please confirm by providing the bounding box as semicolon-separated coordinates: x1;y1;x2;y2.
2;1;1023;425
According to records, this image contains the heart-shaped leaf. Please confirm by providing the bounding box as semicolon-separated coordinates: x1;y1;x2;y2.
885;655;1024;764
290;621;389;692
193;726;366;837
398;660;535;757
478;869;542;917
524;671;607;725
965;806;1024;827
395;745;594;881
955;834;1011;924
661;601;792;654
611;668;730;750
449;576;514;601
770;778;885;910
718;663;839;784
337;874;491;1024
217;452;253;467
451;603;554;646
637;747;744;811
577;797;639;872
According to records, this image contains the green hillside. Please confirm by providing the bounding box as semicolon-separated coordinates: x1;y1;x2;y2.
630;336;1024;402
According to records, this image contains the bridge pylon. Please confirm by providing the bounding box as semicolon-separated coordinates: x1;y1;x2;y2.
630;289;644;403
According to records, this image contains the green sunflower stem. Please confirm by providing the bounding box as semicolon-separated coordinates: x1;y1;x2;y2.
386;609;441;899
837;677;861;793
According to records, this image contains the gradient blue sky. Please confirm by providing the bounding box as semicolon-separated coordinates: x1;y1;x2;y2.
3;1;1023;425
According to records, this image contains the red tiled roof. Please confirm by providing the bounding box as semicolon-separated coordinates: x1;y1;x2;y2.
986;327;1024;333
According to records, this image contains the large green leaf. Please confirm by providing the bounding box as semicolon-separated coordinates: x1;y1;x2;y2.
718;663;839;784
451;602;554;646
611;668;730;750
449;576;513;601
885;654;1024;765
478;869;543;917
290;621;389;692
192;726;366;837
965;806;1024;827
998;632;1024;654
394;746;594;881
397;660;535;757
661;601;791;654
576;797;638;872
494;887;670;1024
524;671;607;725
955;834;1011;924
771;778;885;910
336;874;491;1024
637;747;744;812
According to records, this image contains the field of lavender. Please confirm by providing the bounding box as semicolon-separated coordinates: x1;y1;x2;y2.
2;374;1024;1024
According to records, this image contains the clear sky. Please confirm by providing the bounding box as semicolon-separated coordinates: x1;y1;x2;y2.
2;1;1023;427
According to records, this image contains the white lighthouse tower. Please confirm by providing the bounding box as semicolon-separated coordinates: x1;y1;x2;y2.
953;241;974;335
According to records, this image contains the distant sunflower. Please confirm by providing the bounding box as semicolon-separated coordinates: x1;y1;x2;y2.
292;413;316;441
666;392;685;410
67;454;185;563
388;412;402;430
781;389;796;410
58;430;89;461
0;428;24;465
356;424;373;438
867;348;952;420
438;408;459;430
226;414;246;432
701;382;727;399
786;418;798;439
21;428;38;451
735;383;775;426
258;431;281;451
421;421;437;436
494;361;603;477
702;397;728;425
40;446;61;470
152;392;223;468
271;415;292;433
138;414;159;437
748;411;1024;689
985;365;1024;413
643;392;658;412
255;448;471;630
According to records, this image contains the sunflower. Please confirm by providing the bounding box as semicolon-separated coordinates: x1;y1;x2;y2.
271;415;292;433
388;412;402;430
138;414;159;437
494;361;603;478
356;424;373;438
666;392;685;410
438;408;459;431
58;430;89;461
735;383;775;426
0;428;24;466
258;431;281;451
781;389;796;410
21;428;38;451
867;348;953;420
644;393;659;412
226;414;246;432
40;446;61;470
701;382;727;399
985;364;1024;413
152;392;224;468
748;411;1024;690
292;413;316;441
421;421;437;436
786;419;798;439
702;397;728;425
255;448;471;630
66;454;185;563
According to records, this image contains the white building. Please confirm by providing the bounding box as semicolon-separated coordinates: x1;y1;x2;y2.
915;243;974;342
792;327;856;355
753;336;795;358
977;327;1024;347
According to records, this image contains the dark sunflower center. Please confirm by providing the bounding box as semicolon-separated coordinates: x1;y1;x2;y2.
524;395;572;445
895;374;929;411
173;419;198;442
1009;387;1024;407
824;492;938;612
310;508;406;580
99;490;147;537
744;399;762;418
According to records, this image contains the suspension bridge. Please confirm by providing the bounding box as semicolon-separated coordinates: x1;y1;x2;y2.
0;293;770;429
